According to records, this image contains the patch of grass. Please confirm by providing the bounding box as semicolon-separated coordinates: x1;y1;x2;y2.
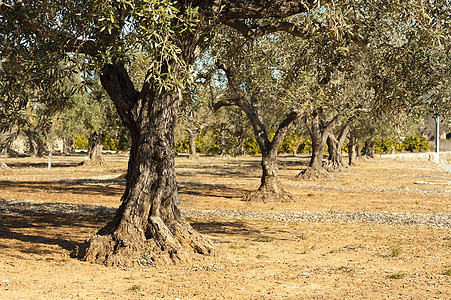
307;193;315;197
336;266;353;273
388;272;408;279
444;269;451;276
256;254;269;259
128;284;143;292
229;244;247;249
390;242;402;257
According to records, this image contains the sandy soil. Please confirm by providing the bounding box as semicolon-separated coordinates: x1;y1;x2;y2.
0;153;450;299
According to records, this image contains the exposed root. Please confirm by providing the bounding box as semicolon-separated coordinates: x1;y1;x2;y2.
296;167;332;181
243;187;293;203
323;160;349;172
79;157;108;167
81;217;216;267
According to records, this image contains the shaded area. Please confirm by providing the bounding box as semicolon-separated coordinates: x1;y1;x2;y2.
190;221;275;242
0;179;125;197
5;161;83;168
178;183;249;199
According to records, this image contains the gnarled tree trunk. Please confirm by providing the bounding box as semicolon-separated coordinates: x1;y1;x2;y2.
213;64;302;202
25;128;46;157
363;139;375;158
81;64;215;267
82;132;106;166
185;128;200;159
323;116;354;172
348;129;360;166
297;113;334;180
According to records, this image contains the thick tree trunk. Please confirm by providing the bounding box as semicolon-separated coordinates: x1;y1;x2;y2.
63;137;74;154
82;65;214;266
363;139;375;158
348;130;359;166
26;129;46;157
82;132;106;166
244;150;292;202
323;117;354;172
297;114;330;180
323;134;346;172
186;129;199;159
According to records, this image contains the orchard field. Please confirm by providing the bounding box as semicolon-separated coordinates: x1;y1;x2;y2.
0;153;450;299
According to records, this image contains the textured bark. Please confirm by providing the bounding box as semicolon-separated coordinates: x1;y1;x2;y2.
82;132;106;166
323;117;354;172
297;113;336;180
10;0;332;267
63;137;74;154
25;129;46;157
348;130;360;166
81;64;215;267
363;139;375;158
186;128;200;159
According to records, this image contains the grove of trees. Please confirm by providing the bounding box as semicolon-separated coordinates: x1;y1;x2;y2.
1;0;449;267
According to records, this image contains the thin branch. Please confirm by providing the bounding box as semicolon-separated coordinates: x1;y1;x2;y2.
9;1;97;56
223;19;322;40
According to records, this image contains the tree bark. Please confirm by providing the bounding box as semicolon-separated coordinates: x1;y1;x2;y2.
185;128;200;159
81;64;214;266
82;132;106;166
297;112;335;180
363;139;375;158
25;128;46;157
323;117;354;172
63;137;74;154
348;129;360;166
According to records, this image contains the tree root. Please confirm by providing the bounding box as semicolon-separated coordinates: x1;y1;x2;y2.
81;216;215;267
243;187;293;203
296;167;332;181
79;157;108;167
323;160;349;172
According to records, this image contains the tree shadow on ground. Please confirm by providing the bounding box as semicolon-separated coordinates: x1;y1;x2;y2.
179;184;250;199
190;220;274;242
0;212;109;257
0;179;125;197
5;161;83;168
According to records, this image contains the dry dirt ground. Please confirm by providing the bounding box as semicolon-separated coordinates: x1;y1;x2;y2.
0;153;450;299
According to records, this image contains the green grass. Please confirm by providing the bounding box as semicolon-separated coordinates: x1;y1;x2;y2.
388;272;408;279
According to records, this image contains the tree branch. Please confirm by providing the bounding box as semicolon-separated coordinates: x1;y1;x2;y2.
223;19;322;40
270;109;304;154
7;1;97;56
213;0;323;21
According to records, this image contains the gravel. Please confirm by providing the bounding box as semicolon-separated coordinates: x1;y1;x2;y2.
1;198;450;228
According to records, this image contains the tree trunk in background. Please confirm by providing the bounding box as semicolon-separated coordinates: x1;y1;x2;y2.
82;132;106;166
348;132;358;166
26;128;46;157
63;137;74;154
82;64;215;267
218;123;228;156
363;139;375;158
297;114;330;180
323;117;354;172
323;133;347;172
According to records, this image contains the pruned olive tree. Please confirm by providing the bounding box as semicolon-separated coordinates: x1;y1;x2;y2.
1;0;339;267
1;0;448;267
